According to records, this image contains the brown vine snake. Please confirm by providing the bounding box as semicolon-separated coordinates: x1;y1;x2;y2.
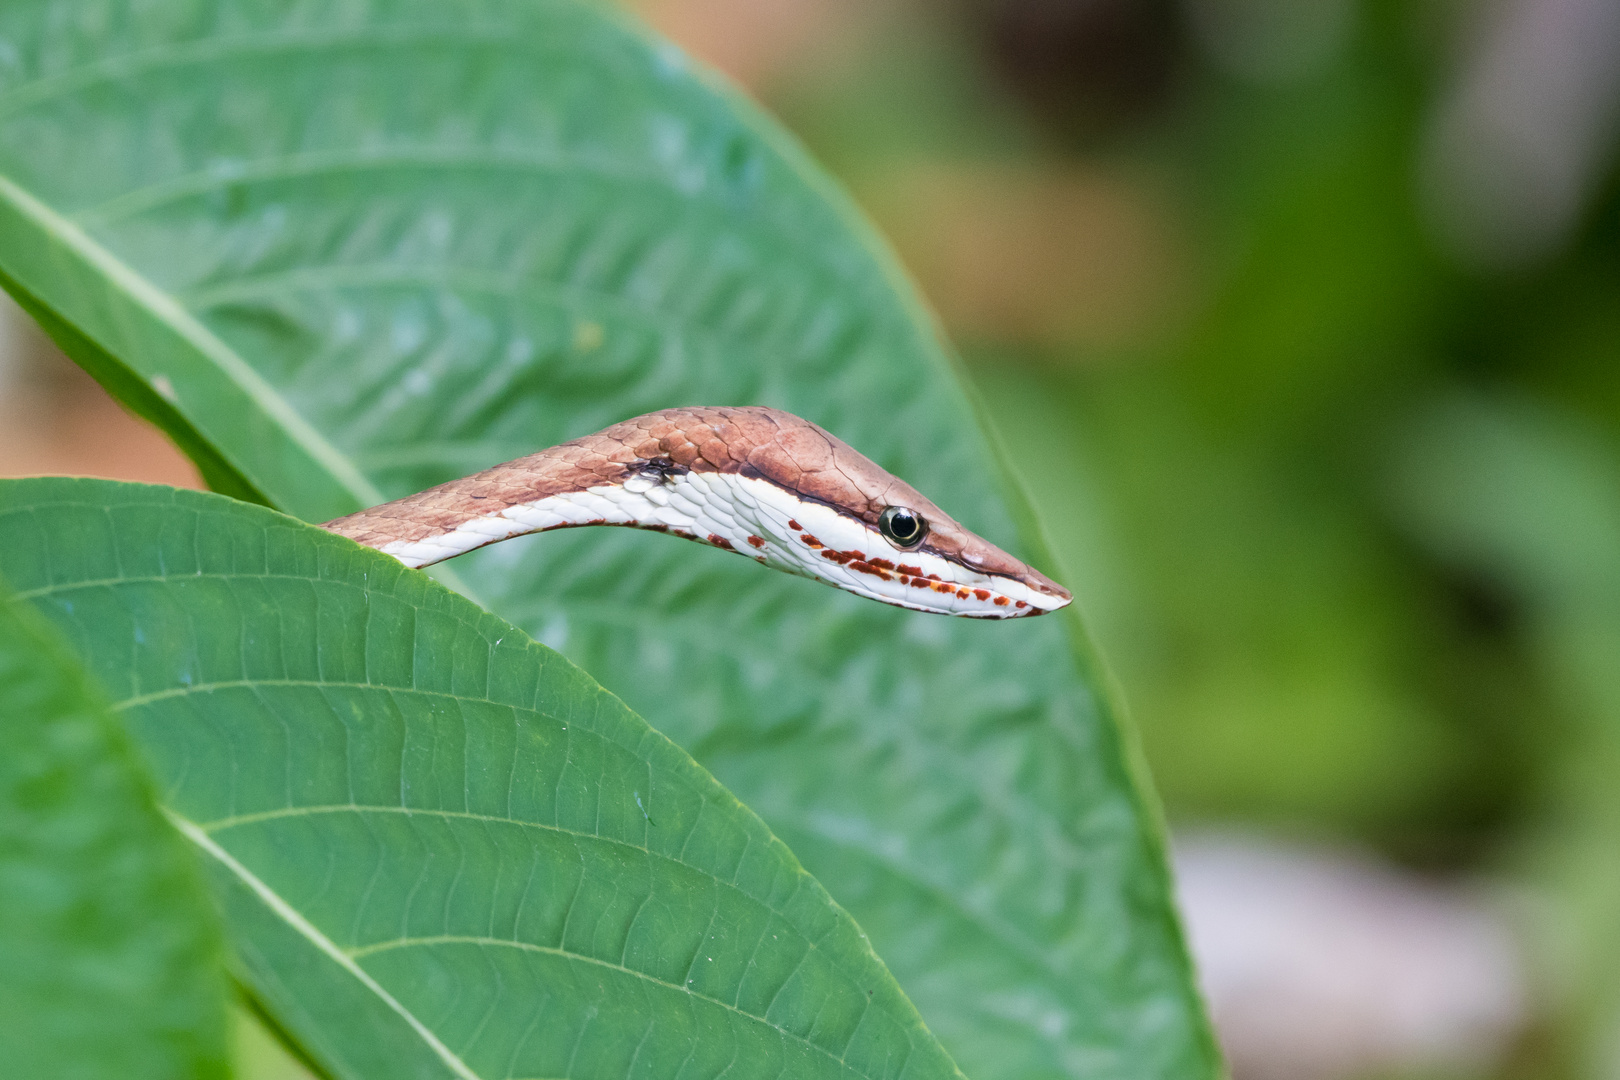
322;406;1071;618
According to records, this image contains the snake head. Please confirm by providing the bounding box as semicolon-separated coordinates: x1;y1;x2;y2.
613;407;1075;618
762;436;1073;618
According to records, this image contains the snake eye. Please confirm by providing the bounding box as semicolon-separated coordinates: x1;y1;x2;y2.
878;505;928;548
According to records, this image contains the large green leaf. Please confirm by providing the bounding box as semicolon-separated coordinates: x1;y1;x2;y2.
0;3;1215;1077
0;571;228;1079
2;476;965;1080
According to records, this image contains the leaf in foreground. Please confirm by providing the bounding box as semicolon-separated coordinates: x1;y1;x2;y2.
0;573;228;1080
1;477;964;1080
0;3;1215;1075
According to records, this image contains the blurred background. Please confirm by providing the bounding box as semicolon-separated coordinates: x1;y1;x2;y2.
4;0;1619;1077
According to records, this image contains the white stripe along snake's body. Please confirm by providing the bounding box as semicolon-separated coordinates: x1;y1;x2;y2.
322;406;1071;618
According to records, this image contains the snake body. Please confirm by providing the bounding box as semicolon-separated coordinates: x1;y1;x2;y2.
322;406;1071;618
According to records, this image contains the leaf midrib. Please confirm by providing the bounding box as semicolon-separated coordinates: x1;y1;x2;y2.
0;173;382;505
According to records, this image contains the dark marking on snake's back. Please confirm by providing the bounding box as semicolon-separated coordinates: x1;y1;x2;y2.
632;456;689;483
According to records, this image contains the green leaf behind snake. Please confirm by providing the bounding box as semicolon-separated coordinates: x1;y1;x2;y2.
0;3;1217;1077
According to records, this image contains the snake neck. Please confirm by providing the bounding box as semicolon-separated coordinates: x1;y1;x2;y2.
320;442;634;565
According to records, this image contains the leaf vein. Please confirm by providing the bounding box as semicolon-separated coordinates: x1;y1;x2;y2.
347;934;855;1073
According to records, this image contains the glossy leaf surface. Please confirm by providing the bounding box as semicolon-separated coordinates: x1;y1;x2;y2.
1;477;963;1080
0;4;1215;1077
0;573;228;1080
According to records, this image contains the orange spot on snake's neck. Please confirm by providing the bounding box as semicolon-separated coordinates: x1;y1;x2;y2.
708;534;734;551
746;535;765;549
787;519;802;531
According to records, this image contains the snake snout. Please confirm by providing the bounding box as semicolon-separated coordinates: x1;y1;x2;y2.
1024;568;1073;605
953;538;1072;609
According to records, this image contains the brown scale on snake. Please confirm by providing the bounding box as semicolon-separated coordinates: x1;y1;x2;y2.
321;406;1071;619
